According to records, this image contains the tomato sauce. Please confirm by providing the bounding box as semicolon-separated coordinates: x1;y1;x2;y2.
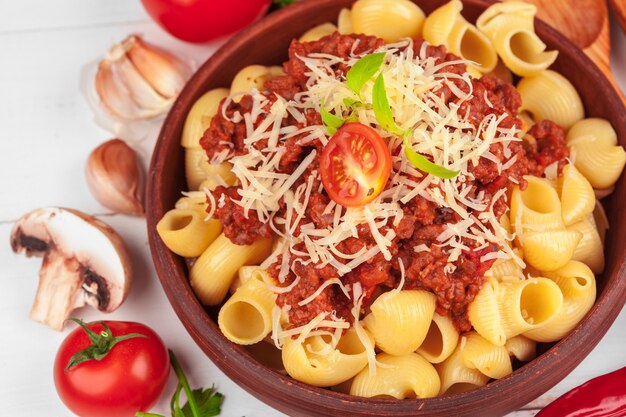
200;33;569;331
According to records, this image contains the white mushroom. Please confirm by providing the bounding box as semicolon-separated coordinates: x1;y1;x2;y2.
10;207;132;330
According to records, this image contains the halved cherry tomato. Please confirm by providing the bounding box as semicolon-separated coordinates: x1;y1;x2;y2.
320;123;392;207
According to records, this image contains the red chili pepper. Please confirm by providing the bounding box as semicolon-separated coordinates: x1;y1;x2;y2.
536;366;626;417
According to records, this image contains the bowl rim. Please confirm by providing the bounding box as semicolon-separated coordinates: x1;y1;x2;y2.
147;0;626;415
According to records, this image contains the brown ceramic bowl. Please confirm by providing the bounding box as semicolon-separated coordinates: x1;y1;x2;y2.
146;1;626;416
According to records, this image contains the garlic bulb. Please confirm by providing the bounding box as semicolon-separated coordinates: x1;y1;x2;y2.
95;35;192;120
86;139;145;215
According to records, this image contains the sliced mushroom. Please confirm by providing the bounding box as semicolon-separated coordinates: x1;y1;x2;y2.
10;207;132;330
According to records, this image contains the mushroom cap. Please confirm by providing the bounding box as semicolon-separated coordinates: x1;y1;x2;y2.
11;207;132;314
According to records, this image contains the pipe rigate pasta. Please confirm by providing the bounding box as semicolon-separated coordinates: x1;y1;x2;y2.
190;234;273;305
230;65;284;102
517;70;584;129
363;290;436;355
218;274;276;345
567;215;605;274
557;164;596;226
282;329;371;387
504;335;536;362
156;208;221;257
350;353;440;399
524;261;596;342
476;1;557;76
423;0;497;73
522;229;582;272
566;118;626;189
299;23;338;43
351;0;425;43
436;344;489;396
417;313;460;364
510;176;563;239
181;88;229;148
459;331;512;379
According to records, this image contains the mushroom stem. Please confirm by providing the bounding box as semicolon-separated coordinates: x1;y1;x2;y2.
29;254;83;331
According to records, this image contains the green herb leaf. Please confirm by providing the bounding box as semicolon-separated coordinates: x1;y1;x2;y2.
346;52;386;95
181;388;223;417
372;74;404;135
137;350;224;417
272;0;298;7
404;145;460;179
371;75;459;179
343;98;362;108
320;98;345;135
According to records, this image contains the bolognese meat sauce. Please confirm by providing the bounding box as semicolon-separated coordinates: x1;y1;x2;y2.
200;33;569;332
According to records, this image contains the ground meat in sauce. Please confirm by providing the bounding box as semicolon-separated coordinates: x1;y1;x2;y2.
200;33;569;332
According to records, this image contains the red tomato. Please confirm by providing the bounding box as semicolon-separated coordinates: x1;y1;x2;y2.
54;321;169;417
320;123;392;207
141;0;271;43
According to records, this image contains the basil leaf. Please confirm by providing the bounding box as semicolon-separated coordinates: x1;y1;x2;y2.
346;52;386;95
343;98;361;108
372;74;404;135
404;144;460;179
320;98;345;135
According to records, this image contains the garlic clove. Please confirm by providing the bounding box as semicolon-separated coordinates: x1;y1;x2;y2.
114;51;173;117
124;35;192;99
94;35;191;120
86;139;145;215
95;60;145;120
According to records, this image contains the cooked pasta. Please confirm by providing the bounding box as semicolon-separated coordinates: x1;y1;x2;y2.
282;329;371;387
350;353;440;399
350;0;425;43
299;23;339;43
510;176;563;238
181;88;230;148
157;0;625;401
566;118;626;190
504;335;536;362
230;65;283;102
190;234;273;305
185;147;211;190
363;290;436;355
417;313;460;364
499;278;563;338
156;207;221;257
460;331;512;379
436;344;489;396
476;1;557;76
568;214;605;274
517;70;585;130
524;261;596;342
337;8;353;34
423;0;497;73
557;164;596;226
218;274;276;345
522;229;582;272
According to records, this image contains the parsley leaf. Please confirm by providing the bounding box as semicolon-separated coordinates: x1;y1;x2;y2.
181;388;223;417
372;74;459;179
346;52;386;95
136;350;224;417
320;98;345;134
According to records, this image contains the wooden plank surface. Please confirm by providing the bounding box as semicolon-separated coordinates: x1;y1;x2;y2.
0;1;624;416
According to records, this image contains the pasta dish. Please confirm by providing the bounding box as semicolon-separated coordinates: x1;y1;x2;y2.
157;0;626;399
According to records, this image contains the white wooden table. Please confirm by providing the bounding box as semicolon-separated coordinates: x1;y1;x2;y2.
0;2;624;416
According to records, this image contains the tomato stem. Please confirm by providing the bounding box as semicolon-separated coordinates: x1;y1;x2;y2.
64;318;148;371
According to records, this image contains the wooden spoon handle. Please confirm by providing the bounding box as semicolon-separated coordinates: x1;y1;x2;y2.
610;0;626;34
582;20;626;104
